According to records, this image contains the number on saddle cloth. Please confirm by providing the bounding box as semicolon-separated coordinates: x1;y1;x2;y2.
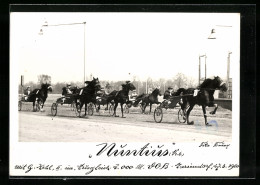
193;89;199;97
79;89;83;95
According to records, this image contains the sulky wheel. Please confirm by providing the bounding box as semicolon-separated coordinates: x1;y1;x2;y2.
178;108;187;123
18;101;22;111
88;103;94;116
154;107;163;123
109;104;114;116
51;103;57;116
75;102;81;117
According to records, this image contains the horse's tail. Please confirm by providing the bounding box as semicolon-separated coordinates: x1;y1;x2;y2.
173;88;186;96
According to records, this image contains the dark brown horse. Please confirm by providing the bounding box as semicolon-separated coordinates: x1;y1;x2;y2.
109;81;136;118
140;88;162;114
75;77;101;117
27;83;52;111
175;76;228;125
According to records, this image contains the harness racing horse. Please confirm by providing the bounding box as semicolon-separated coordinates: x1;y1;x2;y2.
27;83;52;111
140;88;162;114
110;81;136;118
175;76;228;125
76;77;101;117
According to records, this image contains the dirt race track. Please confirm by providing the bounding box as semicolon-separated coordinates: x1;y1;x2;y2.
18;94;232;142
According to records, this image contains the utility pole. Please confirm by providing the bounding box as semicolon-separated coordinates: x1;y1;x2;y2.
39;21;86;84
227;51;232;98
199;55;206;85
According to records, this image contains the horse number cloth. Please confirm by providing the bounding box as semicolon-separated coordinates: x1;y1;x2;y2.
193;89;199;97
80;89;83;95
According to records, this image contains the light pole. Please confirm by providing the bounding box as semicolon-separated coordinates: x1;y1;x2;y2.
227;51;232;98
207;25;232;98
39;21;86;84
198;54;206;85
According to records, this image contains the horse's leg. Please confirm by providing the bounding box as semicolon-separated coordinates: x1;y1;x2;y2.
32;101;35;112
78;100;84;117
149;103;152;114
209;103;218;115
114;102;119;117
202;105;210;126
143;103;147;114
121;103;125;118
139;102;143;113
84;102;87;116
41;100;45;111
186;104;195;125
97;104;100;112
105;100;109;111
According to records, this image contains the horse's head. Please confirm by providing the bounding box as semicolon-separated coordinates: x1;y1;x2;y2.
200;76;228;92
90;77;101;92
125;82;136;91
152;88;162;96
214;76;228;92
41;83;52;92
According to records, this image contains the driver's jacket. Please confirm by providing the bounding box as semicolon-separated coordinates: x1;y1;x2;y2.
163;90;172;99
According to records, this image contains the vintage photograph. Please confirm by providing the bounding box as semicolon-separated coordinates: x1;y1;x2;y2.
10;10;240;176
12;12;238;142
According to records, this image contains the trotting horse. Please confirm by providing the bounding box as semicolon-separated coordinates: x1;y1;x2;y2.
76;77;101;117
175;76;228;125
27;83;52;111
109;81;136;118
139;88;162;114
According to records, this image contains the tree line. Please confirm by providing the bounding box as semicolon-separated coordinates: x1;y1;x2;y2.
19;73;197;95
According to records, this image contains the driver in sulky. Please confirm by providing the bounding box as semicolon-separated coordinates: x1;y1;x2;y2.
163;87;173;99
62;84;72;104
163;87;174;106
23;86;31;101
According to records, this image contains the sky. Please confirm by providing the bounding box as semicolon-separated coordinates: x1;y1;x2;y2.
10;12;240;84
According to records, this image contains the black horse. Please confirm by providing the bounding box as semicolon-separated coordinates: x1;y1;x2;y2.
27;83;52;111
76;77;101;117
139;88;162;114
175;76;228;125
109;81;136;118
